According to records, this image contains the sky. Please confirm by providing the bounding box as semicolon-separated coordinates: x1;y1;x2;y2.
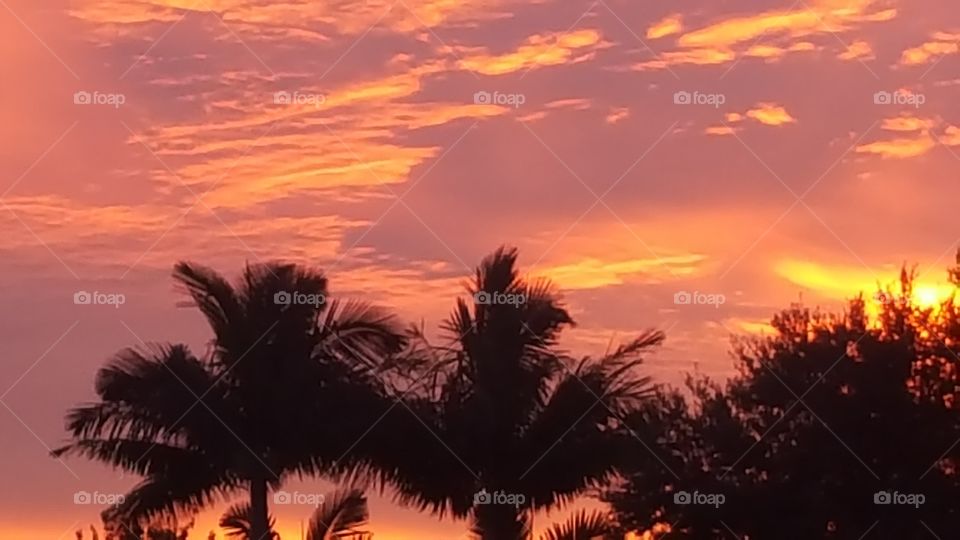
0;0;958;537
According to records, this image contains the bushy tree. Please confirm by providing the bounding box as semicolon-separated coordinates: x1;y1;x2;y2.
608;259;960;539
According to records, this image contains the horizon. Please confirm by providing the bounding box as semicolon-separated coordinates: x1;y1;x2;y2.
1;0;959;538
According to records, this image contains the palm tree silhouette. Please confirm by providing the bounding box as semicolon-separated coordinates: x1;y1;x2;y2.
55;262;404;540
375;247;662;539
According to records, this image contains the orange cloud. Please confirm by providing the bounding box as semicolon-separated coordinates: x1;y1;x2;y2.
634;47;735;70
745;44;789;60
941;125;960;146
900;31;960;65
546;98;592;111
647;14;683;39
538;254;707;290
679;0;894;49
881;115;935;132
705;125;738;136
746;103;797;126
838;40;874;60
790;41;818;52
605;107;630;124
0;194;372;277
70;0;538;38
640;0;894;70
130;63;512;209
857;118;960;158
457;29;604;75
856;133;936;159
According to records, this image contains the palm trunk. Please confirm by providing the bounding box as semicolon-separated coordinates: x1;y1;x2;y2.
473;501;528;539
249;477;270;540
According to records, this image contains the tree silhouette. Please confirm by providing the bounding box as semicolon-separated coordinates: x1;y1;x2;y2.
607;261;960;539
56;262;404;540
372;247;663;539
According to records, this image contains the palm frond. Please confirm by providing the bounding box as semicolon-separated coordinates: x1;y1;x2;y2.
305;488;371;540
574;330;664;414
468;504;531;540
218;502;276;539
538;510;614;540
172;262;243;346
104;470;240;525
239;261;328;333
521;333;662;506
516;276;575;350
58;344;231;450
317;299;406;371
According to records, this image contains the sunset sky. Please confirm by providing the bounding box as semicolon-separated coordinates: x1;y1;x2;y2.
1;0;959;537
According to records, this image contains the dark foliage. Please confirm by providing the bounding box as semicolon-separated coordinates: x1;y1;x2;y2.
607;259;960;539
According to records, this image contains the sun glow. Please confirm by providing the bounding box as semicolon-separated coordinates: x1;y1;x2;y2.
775;259;955;314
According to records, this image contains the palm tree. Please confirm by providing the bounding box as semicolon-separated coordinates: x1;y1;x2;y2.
373;247;662;539
55;262;404;540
